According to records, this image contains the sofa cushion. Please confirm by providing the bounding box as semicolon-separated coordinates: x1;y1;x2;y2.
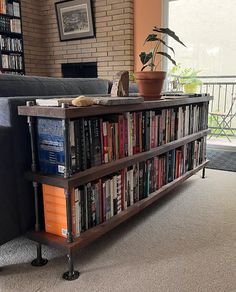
0;75;111;97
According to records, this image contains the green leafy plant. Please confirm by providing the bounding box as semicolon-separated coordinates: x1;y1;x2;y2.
170;64;202;91
129;71;136;82
139;27;186;71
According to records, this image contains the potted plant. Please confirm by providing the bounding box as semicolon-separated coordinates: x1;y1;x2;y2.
180;68;202;93
170;64;202;93
135;27;186;100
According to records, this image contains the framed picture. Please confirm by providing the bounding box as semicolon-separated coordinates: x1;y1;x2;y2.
55;0;95;41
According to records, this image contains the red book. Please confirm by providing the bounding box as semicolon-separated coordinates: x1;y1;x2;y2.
176;150;182;178
158;157;162;189
107;123;112;161
118;115;124;158
132;112;137;154
100;119;104;164
154;156;158;190
124;113;128;157
150;111;155;148
163;156;166;186
114;122;119;160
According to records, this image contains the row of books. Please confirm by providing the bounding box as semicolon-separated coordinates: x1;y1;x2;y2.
0;35;22;51
37;104;208;176
0;0;20;17
0;16;21;33
43;138;206;238
1;53;23;69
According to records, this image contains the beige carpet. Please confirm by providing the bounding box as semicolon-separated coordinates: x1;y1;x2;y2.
0;169;236;292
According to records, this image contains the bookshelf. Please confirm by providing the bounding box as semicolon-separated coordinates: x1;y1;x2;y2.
0;0;25;75
18;95;212;281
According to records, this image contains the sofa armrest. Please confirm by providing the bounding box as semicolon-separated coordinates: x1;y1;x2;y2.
0;126;21;245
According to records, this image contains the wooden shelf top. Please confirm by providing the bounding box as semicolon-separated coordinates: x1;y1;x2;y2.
25;129;210;188
18;95;213;119
26;160;209;252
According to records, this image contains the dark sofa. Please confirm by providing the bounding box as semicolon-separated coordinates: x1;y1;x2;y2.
0;74;112;245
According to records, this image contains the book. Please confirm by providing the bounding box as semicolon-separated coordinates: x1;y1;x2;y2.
41;135;207;238
37;117;76;175
35;104;208;176
36;98;74;107
42;184;80;238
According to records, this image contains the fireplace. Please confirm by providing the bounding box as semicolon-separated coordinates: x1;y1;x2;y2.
61;62;98;78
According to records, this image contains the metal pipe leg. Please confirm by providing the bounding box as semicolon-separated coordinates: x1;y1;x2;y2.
62;250;80;281
202;167;206;179
31;243;48;267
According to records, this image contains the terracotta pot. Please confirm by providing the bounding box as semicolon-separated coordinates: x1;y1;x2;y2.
135;71;166;100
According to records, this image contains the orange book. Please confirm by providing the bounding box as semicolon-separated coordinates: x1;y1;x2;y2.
0;0;5;14
42;184;80;238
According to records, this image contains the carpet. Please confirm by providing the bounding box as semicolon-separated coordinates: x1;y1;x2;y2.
0;169;236;292
206;148;236;172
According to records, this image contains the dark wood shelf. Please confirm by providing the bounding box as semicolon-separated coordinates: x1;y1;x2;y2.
0;13;21;19
1;68;23;72
1;49;23;54
0;30;21;37
26;160;209;252
18;95;213;119
25;129;210;189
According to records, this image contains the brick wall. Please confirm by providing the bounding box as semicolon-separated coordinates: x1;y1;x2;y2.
21;0;48;76
21;0;134;79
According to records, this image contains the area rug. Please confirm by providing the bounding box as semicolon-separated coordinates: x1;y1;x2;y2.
206;148;236;172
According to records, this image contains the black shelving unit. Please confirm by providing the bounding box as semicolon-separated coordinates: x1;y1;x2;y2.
0;0;25;74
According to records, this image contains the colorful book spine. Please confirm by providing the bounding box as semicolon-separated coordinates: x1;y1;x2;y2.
42;184;80;238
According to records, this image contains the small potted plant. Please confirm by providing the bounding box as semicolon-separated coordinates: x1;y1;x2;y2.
135;27;186;100
180;68;202;93
170;64;202;93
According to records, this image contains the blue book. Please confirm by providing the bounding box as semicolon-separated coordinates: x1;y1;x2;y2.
37;118;75;175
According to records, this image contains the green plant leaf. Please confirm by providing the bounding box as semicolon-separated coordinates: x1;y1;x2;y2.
153;27;186;47
158;39;175;54
157;52;176;66
144;34;158;44
139;52;153;65
144;35;175;54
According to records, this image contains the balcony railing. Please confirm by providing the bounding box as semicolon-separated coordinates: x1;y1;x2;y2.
168;75;236;138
